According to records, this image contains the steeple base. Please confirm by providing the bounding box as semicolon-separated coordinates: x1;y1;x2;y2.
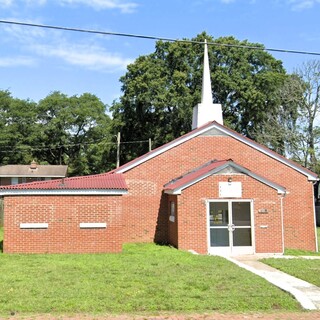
192;103;223;129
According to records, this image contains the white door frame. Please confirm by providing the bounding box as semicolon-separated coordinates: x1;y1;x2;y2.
206;199;255;256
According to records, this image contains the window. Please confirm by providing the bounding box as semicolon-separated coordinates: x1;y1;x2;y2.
169;201;175;222
11;177;19;185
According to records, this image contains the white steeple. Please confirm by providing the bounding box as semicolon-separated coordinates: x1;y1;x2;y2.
192;39;223;129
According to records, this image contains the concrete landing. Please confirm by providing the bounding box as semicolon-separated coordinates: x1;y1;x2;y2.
227;255;320;310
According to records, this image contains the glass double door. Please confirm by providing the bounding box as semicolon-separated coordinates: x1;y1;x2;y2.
208;200;253;255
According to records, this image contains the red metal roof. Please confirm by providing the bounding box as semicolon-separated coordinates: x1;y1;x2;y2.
0;173;127;190
164;160;229;191
164;159;286;194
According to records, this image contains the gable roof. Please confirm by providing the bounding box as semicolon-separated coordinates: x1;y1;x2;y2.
164;159;286;195
0;164;68;177
114;121;318;181
0;173;128;196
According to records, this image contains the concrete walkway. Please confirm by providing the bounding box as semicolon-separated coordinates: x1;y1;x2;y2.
226;255;320;310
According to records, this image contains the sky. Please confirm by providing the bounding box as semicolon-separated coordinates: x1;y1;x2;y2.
0;0;319;110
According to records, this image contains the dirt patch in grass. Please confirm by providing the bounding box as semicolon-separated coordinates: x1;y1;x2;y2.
5;311;320;320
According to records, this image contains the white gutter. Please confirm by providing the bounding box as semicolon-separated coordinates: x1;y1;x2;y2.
0;189;128;196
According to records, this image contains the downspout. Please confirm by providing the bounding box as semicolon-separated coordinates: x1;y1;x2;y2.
280;193;285;254
312;181;319;252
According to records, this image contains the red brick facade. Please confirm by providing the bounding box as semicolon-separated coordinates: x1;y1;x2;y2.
169;174;284;254
119;133;317;253
1;123;318;254
3;195;123;253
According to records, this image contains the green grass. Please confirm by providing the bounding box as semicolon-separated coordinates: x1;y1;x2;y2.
0;226;3;253
262;228;320;287
262;258;320;287
0;243;301;317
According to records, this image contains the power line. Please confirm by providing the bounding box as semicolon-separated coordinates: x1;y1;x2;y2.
0;139;150;153
1;19;320;57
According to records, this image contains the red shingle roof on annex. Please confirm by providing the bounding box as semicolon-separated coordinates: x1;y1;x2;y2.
0;173;127;190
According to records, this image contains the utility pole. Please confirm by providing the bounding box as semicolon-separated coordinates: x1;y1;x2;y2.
149;138;152;152
116;132;120;168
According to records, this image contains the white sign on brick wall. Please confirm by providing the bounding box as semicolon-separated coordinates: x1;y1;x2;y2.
219;182;242;198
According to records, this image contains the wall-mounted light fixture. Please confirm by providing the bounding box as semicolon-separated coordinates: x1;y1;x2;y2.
228;177;232;183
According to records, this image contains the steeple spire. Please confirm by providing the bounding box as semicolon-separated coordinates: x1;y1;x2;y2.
201;39;213;105
192;39;223;129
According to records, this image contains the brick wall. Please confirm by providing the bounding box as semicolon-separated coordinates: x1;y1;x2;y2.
122;134;317;252
173;174;283;254
4;195;123;254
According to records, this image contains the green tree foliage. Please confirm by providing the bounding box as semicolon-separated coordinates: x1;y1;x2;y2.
289;60;320;172
254;74;302;156
111;32;288;164
35;92;114;175
0;90;115;176
0;90;38;164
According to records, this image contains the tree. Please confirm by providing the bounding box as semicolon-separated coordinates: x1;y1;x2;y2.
293;60;320;172
111;32;288;164
256;60;320;173
253;74;302;156
0;90;38;164
35;92;114;175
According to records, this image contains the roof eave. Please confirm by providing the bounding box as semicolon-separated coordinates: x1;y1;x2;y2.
114;121;317;181
0;189;128;196
164;161;286;195
0;175;66;178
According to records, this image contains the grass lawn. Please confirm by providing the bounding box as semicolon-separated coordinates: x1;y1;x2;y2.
0;226;3;252
262;228;320;287
262;257;320;287
0;238;301;317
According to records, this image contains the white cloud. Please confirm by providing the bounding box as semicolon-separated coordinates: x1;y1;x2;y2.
60;0;138;13
287;0;320;10
0;0;137;12
2;19;46;40
0;56;35;67
32;42;133;71
0;0;13;7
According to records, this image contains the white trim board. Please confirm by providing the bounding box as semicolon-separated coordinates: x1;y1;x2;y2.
0;189;128;196
115;122;317;181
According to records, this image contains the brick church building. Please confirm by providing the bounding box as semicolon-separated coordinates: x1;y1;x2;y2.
0;42;318;255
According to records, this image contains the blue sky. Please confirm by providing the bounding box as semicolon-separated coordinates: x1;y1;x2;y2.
0;0;319;109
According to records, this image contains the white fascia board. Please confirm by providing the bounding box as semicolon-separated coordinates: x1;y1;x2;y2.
215;126;317;181
115;124;215;173
164;189;181;195
164;164;231;195
0;189;128;196
116;122;317;181
164;162;286;195
229;163;286;194
0;175;65;178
